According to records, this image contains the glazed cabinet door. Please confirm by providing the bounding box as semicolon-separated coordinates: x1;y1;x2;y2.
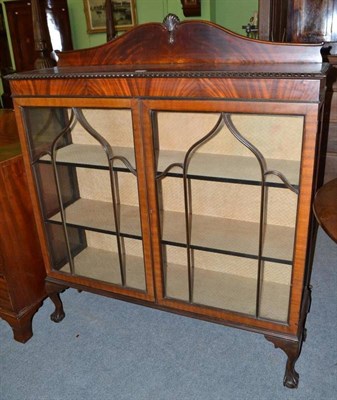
144;99;318;333
17;99;154;302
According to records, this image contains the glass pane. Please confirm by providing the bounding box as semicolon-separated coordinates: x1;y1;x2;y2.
164;246;258;316
23;107;146;292
24;107;71;160
155;111;303;321
33;162;79;219
60;231;146;290
44;222;86;271
259;262;292;322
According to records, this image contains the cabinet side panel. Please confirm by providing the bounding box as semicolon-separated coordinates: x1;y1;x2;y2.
0;156;45;312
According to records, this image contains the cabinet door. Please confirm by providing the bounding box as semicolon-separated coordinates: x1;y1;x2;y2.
144;99;315;329
20;103;154;301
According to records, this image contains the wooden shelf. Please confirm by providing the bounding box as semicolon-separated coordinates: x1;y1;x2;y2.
161;210;295;264
158;150;300;187
40;143;300;188
39;144;135;170
165;262;290;322
48;199;142;239
59;246;290;321
48;197;294;263
60;246;146;291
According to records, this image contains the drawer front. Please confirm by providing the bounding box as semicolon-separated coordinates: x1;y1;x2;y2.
0;276;13;310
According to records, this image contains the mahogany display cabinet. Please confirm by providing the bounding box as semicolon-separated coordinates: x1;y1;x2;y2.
8;15;328;387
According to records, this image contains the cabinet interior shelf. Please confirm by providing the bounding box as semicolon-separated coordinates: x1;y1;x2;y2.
165;262;290;322
48;199;142;239
48;198;295;264
60;247;146;291
39;143;300;188
58;246;290;322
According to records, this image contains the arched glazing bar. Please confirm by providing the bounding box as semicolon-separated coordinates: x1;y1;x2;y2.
182;115;224;303
48;107;137;287
30;113;54;150
49;110;77;274
157;111;298;315
157;114;224;303
223;113;298;318
223;113;267;319
26;109;77;275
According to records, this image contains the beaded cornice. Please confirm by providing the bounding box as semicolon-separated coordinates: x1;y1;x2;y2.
6;65;329;81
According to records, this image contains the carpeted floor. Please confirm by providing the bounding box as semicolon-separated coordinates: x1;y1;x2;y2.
1;228;336;400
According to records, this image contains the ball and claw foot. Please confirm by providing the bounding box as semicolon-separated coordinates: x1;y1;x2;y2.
265;335;302;389
47;289;66;323
284;369;299;389
50;309;65;323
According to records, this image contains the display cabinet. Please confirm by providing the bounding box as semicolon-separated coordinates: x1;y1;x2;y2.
8;16;328;387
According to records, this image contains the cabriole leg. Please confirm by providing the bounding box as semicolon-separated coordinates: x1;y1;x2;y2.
45;281;66;323
265;335;303;389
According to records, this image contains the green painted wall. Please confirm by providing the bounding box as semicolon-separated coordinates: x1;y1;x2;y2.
0;0;15;69
214;0;258;34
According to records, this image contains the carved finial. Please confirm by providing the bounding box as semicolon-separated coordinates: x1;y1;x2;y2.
163;14;180;44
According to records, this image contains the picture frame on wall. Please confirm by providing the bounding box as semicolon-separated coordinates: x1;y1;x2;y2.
84;0;137;33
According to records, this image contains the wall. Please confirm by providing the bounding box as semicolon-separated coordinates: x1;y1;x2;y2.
67;0;258;50
67;0;212;49
0;0;258;102
214;0;258;34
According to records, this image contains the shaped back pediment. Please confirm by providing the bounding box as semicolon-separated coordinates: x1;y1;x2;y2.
57;15;323;68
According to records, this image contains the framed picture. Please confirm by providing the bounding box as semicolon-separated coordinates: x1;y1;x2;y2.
84;0;137;33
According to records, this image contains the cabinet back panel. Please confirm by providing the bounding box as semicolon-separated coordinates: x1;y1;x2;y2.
160;178;298;227
71;109;134;147
77;168;139;206
163;250;291;322
156;112;304;161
